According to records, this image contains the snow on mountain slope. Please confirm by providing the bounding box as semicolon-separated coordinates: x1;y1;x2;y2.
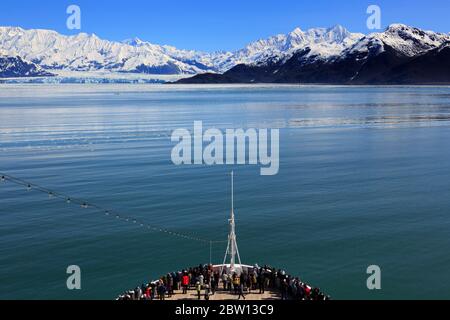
0;27;217;74
0;25;363;76
380;24;450;56
177;24;450;85
122;38;233;72
1;24;447;79
226;25;364;69
122;25;364;72
340;24;450;61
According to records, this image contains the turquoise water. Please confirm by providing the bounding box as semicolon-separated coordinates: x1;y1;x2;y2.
1;84;450;300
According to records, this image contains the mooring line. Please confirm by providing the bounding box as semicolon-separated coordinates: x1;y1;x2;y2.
0;172;228;245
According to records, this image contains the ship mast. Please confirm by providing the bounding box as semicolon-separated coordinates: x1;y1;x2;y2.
222;171;242;273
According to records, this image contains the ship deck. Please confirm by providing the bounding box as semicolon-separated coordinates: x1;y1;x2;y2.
166;288;280;300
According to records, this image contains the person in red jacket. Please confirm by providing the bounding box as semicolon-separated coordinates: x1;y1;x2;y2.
145;286;151;300
304;284;311;299
182;273;190;294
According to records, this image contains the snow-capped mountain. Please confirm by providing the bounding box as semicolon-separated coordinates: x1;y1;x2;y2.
338;24;450;61
178;24;450;84
229;25;364;68
0;26;239;75
0;25;363;78
326;24;450;83
0;27;219;75
109;25;365;73
1;24;448;83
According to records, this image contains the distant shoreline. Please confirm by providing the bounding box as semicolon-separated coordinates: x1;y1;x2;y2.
1;79;450;87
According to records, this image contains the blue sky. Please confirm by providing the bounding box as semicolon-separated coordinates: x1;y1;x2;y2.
0;0;449;51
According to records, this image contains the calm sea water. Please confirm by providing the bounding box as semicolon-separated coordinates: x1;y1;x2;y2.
1;84;450;300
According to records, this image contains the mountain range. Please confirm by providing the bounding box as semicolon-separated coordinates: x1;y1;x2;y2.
178;24;450;84
0;24;449;84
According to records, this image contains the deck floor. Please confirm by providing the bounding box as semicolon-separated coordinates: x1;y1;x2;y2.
166;288;280;300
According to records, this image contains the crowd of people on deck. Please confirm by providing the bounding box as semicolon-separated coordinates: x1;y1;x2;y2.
117;264;330;301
